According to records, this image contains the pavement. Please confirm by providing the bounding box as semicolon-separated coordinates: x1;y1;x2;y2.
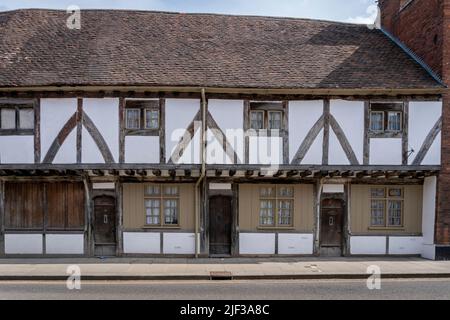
0;257;449;280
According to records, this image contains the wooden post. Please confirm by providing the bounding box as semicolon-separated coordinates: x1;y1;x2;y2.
231;183;240;256
119;98;125;164
343;181;351;256
243;100;250;164
363;101;370;165
34;99;41;164
76;98;83;163
322;99;330;165
0;180;5;256
159;98;166;164
83;175;93;256
116;180;123;257
282;101;289;165
313;179;323;255
402;101;409;165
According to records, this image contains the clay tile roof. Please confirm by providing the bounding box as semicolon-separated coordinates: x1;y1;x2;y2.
0;9;444;90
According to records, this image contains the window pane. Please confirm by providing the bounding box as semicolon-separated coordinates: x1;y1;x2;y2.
268;112;282;130
145;185;160;196
126;109;140;129
388;200;402;226
260;187;275;198
19;108;34;129
145;109;159;129
387;112;401;131
259;200;274;225
145;199;160;225
250;111;264;130
1;109;16;129
164;199;178;225
164;186;179;196
388;188;402;197
371;188;385;198
278;187;293;198
278;200;293;226
371;200;385;226
370;112;383;131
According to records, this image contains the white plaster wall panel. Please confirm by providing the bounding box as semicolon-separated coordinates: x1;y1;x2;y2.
53;129;77;164
41;98;77;159
123;232;161;254
81;128;104;163
408;101;442;165
301;129;323;165
0;136;34;163
422;244;436;260
206;129;229;165
45;234;84;254
422;177;437;246
249;137;283;165
163;233;196;254
388;237;423;255
83;98;119;162
208;100;244;163
350;236;386;255
125;136;159;163
421;133;441;165
5;234;43;254
165;99;200;163
330;100;364;163
369;138;402;165
278;233;314;255
239;233;276;255
289;100;323;162
328;130;349;165
177;130;201;164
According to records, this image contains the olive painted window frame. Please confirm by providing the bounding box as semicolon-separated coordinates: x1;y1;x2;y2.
258;186;294;229
369;187;404;229
249;102;286;132
0;100;36;136
143;184;180;228
124;100;161;136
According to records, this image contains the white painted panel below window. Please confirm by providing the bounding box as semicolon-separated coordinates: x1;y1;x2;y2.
278;233;313;255
388;237;423;255
125;136;159;163
350;236;386;255
45;234;84;254
0;136;34;163
369;138;402;165
249;137;283;165
239;233;275;255
123;232;161;254
163;233;195;254
5;234;43;254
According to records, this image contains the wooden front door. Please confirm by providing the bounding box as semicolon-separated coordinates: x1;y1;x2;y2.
320;198;344;249
209;196;232;256
93;196;116;245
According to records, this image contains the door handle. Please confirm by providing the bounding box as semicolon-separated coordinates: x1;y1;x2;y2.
104;215;108;224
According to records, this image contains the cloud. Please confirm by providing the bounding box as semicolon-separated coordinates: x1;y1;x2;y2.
347;4;378;24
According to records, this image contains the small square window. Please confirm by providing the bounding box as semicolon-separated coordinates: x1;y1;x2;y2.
371;188;385;198
370;112;384;132
145;109;159;129
268;111;282;130
388;188;402;197
126;109;140;129
250;111;264;130
0;109;16;130
387;112;402;131
19;108;34;129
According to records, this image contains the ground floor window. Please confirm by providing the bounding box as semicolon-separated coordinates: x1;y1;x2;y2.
259;186;294;228
144;185;179;227
370;187;403;228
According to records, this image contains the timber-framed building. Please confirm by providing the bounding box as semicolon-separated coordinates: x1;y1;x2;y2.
0;9;446;258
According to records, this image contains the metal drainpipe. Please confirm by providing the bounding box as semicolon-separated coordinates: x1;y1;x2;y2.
195;88;207;258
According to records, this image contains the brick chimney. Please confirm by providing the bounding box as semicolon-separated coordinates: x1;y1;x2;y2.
380;0;450;259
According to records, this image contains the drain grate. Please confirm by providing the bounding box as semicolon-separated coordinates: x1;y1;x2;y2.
210;271;233;280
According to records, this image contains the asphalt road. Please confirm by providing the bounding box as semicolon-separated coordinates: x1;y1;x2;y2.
0;279;449;300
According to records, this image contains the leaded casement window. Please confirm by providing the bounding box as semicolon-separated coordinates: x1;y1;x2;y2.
370;187;404;228
124;100;161;135
249;102;286;131
369;102;404;136
259;186;294;228
0;101;35;135
144;185;179;226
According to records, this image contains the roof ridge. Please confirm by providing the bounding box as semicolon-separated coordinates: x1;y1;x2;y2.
0;8;368;27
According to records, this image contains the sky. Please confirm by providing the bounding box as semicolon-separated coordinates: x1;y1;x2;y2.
0;0;378;24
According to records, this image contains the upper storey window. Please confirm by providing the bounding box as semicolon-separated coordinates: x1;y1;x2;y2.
0;100;35;135
369;102;404;136
249;102;285;131
124;100;161;135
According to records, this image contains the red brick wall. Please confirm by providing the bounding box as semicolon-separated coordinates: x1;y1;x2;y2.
380;0;450;245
